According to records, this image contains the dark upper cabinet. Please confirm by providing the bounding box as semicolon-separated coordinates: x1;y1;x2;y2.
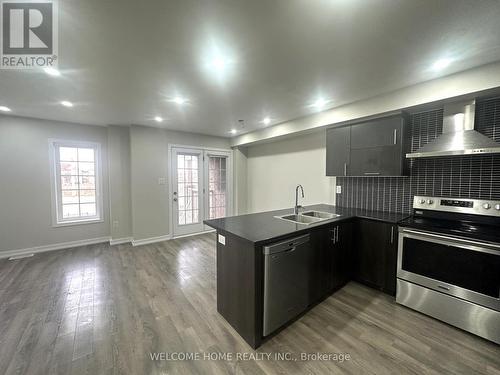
326;126;350;176
350;145;403;176
353;219;398;295
350;117;403;149
326;114;409;176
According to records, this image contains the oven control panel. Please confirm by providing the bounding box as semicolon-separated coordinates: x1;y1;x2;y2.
413;196;500;217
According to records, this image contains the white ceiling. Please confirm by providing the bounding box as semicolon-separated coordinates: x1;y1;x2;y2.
1;0;500;137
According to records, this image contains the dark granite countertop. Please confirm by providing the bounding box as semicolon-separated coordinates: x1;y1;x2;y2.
204;204;409;245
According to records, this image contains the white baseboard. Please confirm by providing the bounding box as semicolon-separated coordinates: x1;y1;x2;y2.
109;237;133;246
0;237;111;260
132;234;172;247
172;229;215;239
1;230;216;259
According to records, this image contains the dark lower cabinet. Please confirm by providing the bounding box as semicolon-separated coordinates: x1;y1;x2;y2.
383;224;398;295
332;221;353;290
309;228;330;303
353;219;398;295
215;218;399;349
309;221;352;304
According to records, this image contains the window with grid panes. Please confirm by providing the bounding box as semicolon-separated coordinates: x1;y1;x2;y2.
50;141;102;224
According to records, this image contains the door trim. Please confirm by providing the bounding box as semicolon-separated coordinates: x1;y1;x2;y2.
167;144;233;237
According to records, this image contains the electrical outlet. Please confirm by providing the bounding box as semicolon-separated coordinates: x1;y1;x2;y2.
158;177;166;185
336;185;342;194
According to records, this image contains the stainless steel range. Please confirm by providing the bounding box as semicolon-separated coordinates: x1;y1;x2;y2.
397;196;500;344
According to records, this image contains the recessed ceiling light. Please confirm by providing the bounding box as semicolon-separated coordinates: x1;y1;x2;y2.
44;67;61;76
172;96;188;105
60;101;73;107
431;58;452;71
154;116;163;122
202;41;236;84
262;117;271;125
230;129;237;134
309;98;329;110
210;56;230;71
0;106;11;112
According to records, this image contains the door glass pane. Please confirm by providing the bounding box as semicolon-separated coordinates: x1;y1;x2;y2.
60;162;78;175
177;153;200;226
78;162;95;176
208;156;227;219
61;176;79;189
78;148;95;162
59;147;77;161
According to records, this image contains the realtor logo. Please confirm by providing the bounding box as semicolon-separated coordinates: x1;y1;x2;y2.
1;0;58;69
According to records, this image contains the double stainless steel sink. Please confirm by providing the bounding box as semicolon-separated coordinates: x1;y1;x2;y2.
275;210;340;225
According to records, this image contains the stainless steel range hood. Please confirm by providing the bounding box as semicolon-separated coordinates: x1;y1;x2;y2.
406;100;500;158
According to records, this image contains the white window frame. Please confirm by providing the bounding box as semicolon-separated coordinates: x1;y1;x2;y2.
49;139;104;227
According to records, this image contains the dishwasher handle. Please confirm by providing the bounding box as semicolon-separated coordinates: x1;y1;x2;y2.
263;234;310;255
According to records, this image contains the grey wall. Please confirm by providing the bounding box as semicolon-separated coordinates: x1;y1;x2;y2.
0;116;232;253
129;125;231;241
0;115;110;252
107;125;132;240
233;147;248;215
246;131;336;213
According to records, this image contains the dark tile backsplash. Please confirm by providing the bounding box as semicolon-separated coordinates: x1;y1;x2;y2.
336;97;500;214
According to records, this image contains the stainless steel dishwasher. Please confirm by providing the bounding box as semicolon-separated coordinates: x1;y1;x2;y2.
263;234;311;336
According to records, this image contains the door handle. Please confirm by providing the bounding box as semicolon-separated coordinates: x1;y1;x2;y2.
393;129;398;145
344;163;347;176
364;172;380;175
390;226;394;244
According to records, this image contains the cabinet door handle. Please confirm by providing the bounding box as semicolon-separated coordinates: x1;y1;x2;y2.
330;229;335;244
390;226;394;244
344;163;347;176
364;172;380;175
393;129;398;145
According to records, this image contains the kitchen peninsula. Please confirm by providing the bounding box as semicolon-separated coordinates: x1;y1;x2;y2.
204;204;408;348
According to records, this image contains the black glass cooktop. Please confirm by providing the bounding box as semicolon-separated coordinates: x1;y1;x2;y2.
399;216;500;244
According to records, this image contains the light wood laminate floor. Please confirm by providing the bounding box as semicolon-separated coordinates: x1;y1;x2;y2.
0;233;499;375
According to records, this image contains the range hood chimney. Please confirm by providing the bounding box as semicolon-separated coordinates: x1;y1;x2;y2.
406;99;500;158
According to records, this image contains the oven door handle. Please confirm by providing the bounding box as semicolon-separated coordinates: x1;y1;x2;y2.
400;229;500;253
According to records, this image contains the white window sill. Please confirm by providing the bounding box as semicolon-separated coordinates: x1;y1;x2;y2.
53;218;104;228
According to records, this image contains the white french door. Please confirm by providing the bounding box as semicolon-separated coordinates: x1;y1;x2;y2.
204;151;231;221
171;147;231;237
